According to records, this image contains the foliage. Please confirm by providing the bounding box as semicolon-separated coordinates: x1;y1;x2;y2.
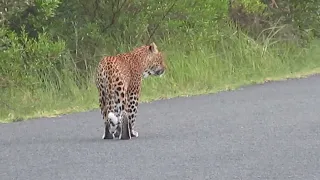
271;0;320;36
0;26;67;89
229;0;320;40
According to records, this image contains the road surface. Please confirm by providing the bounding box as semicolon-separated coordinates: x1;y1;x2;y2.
1;75;320;180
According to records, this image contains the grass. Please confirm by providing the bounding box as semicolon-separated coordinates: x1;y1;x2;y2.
1;32;320;123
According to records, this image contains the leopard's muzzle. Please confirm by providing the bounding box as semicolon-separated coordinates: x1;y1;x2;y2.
155;68;165;76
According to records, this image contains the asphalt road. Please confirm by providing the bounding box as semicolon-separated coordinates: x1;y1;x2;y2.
1;75;320;180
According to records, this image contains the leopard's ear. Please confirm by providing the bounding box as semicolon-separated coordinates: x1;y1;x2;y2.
149;42;158;53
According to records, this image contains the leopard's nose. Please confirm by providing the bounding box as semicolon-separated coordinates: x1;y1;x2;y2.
155;68;165;76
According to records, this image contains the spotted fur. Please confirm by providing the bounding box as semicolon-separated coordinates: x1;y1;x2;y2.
96;42;166;139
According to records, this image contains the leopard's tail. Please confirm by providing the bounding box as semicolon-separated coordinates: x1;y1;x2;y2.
108;112;119;125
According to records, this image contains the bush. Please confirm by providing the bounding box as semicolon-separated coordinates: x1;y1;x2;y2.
0;26;68;90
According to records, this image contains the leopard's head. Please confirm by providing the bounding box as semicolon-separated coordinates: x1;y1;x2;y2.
143;42;166;78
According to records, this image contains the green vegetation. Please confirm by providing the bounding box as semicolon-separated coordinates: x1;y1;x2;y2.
1;0;320;123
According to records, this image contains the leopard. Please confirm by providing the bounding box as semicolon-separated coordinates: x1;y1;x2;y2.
95;42;166;140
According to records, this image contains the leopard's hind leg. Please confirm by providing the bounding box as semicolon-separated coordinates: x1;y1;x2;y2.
97;69;116;140
119;112;131;140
